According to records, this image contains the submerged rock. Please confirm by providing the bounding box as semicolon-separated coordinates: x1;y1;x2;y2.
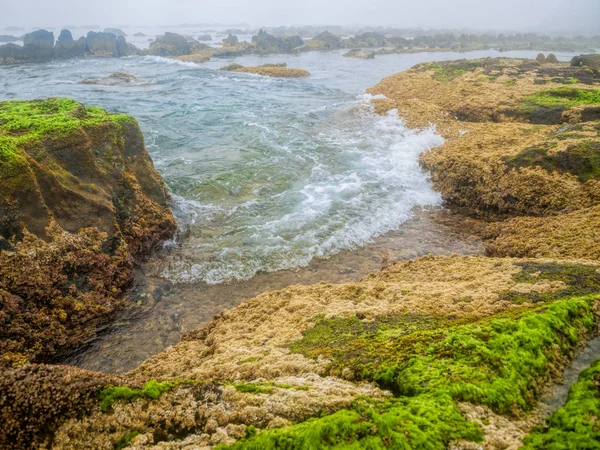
79;71;139;85
343;48;375;59
0;98;176;367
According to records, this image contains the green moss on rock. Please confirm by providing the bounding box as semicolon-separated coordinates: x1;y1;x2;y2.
522;358;600;449
100;380;175;412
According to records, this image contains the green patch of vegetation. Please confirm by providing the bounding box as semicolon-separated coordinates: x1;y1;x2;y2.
100;380;175;412
522;358;600;449
114;431;140;450
503;142;600;182
291;297;597;413
219;395;483;450
234;383;274;394
237;356;260;365
520;87;600;112
505;78;517;86
418;62;477;82
221;294;600;449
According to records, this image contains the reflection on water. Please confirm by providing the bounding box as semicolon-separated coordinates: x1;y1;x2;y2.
63;207;483;373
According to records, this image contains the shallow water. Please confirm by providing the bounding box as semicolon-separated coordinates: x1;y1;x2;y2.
0;48;582;371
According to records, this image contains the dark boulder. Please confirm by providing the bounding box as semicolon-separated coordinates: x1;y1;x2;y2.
103;27;126;37
198;34;212;41
21;30;54;60
536;53;546;63
546;53;559;63
571;54;600;71
54;29;86;59
147;32;190;56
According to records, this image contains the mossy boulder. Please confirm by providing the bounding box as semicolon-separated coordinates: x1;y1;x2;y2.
571;54;600;71
0;98;176;365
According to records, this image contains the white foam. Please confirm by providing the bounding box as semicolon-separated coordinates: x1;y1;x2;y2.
157;99;444;284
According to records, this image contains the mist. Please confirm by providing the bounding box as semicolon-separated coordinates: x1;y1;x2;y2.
2;0;599;34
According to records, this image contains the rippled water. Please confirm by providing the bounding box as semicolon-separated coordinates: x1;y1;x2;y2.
0;48;581;285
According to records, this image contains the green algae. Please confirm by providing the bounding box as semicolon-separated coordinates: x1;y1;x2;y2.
99;380;175;412
291;297;597;413
219;394;483;450
522;358;600;449
220;296;599;449
520;87;600;118
234;382;309;394
503;141;600;182
114;431;140;450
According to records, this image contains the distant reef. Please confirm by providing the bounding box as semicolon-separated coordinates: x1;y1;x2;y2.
2;28;599;66
0;98;176;368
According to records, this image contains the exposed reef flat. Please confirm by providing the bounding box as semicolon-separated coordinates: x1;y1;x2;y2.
220;63;310;78
368;55;600;260
0;98;176;367
2;56;600;449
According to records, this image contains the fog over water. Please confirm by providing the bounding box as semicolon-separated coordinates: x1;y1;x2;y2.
2;0;599;34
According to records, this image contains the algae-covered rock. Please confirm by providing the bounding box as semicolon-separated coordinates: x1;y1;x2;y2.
0;98;176;366
227;64;310;78
343;48;375;59
79;71;139;85
222;33;239;46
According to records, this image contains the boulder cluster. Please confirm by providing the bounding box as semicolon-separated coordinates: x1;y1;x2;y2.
0;29;140;63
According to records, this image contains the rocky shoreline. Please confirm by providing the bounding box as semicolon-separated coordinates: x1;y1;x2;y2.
1;54;600;449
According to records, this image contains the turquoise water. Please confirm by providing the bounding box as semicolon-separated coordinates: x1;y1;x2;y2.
0;49;581;284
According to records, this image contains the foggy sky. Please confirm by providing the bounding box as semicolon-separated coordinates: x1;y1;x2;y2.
2;0;599;34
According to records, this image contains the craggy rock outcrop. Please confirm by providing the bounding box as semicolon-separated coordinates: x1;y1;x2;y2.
0;29;54;63
0;98;176;366
54;29;86;59
368;57;600;260
0;28;141;63
306;30;344;50
222;34;239;46
251;29;304;54
147;32;190;56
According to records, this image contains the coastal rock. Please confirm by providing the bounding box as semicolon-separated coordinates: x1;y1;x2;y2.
222;33;239;46
0;98;176;366
198;33;212;41
21;29;54;60
147;32;190;56
343;48;375;59
251;29;304;54
53;29;86;58
546;53;559;63
85;31;118;56
79;72;139;85
308;31;343;50
103;27;126;37
134;32;146;37
571;53;600;71
222;63;310;78
536;52;546;63
0;43;24;64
